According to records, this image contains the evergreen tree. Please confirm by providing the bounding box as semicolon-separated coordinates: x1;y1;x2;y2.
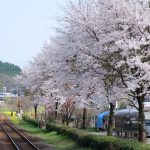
0;61;21;76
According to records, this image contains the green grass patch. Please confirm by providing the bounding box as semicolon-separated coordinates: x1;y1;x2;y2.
45;122;150;150
85;127;98;132
1;110;11;115
12;118;90;150
14;116;150;150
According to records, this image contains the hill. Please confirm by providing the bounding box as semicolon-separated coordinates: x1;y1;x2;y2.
0;61;21;76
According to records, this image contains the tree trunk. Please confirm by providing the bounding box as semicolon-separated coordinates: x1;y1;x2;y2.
44;106;47;127
62;117;65;124
66;106;69;126
107;103;115;136
34;105;38;119
82;107;87;129
19;100;21;114
66;117;69;126
137;97;145;142
55;102;58;120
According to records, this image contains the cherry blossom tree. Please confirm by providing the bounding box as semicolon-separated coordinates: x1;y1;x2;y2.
19;0;150;142
57;0;150;140
97;0;150;141
59;95;76;125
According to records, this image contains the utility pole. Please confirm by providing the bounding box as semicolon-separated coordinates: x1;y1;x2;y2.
17;82;21;114
19;99;21;114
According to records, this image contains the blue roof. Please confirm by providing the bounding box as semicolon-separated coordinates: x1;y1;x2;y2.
96;111;109;128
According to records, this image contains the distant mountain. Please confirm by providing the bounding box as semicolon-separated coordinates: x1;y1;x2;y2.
0;61;21;76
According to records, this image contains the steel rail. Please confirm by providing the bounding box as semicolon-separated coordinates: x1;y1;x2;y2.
0;124;20;150
5;121;40;150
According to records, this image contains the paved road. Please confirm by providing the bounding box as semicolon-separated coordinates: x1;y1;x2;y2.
146;138;150;144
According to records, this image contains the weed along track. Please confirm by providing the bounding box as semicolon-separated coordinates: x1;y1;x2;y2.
0;121;40;150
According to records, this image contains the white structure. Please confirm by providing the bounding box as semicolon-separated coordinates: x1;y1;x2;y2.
0;93;16;98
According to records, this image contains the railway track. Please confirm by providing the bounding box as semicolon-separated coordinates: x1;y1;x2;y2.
0;121;40;150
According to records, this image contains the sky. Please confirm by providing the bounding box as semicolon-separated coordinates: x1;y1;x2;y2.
0;0;68;68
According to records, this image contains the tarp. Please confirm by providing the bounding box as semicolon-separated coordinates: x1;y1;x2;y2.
96;111;109;128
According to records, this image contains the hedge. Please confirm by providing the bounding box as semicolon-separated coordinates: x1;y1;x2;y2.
22;116;150;150
22;115;38;127
45;122;150;150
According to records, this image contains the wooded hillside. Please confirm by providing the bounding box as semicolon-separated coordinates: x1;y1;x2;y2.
0;61;21;76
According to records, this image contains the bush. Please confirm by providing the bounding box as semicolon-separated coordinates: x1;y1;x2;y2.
23;117;150;150
46;122;150;150
22;115;38;127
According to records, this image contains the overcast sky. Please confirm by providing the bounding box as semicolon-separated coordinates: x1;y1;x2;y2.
0;0;68;68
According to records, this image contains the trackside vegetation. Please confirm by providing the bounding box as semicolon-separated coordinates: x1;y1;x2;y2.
22;116;150;150
12;115;90;150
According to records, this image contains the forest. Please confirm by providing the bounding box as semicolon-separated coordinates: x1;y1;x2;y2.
0;61;21;76
0;61;21;93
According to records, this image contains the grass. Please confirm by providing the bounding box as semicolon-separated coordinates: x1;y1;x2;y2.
8;113;150;150
85;127;98;132
11;116;91;150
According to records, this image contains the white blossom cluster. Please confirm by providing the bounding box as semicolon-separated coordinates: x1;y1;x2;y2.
18;0;150;113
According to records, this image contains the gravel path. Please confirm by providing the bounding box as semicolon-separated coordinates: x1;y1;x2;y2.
0;114;53;150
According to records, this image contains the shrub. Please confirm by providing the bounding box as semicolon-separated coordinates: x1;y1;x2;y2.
23;117;150;150
22;115;38;127
45;122;150;150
